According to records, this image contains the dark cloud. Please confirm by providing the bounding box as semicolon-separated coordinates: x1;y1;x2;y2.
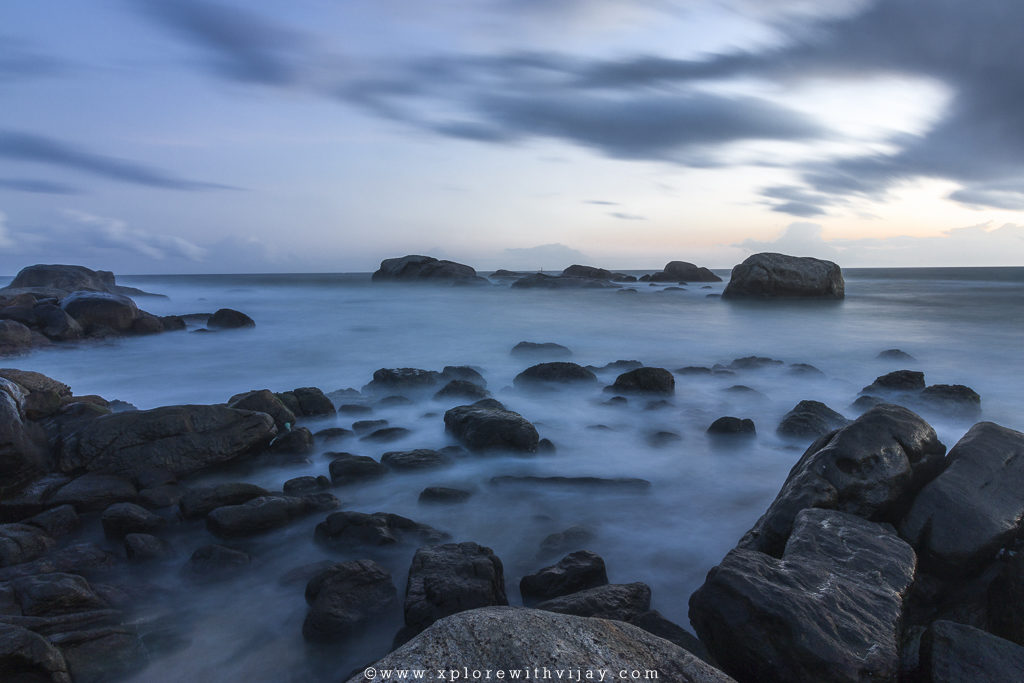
132;0;304;85
770;201;826;218
761;185;835;217
0;178;80;194
609;212;646;221
0;130;237;191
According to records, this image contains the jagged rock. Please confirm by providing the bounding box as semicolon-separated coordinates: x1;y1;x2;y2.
328;453;388;484
606;367;675;395
315;511;446;548
178;482;271;519
690;508;916;683
777;400;849;439
520;551;609;604
443;399;539;453
513;362;597;388
629;610;712;663
536;582;650;622
722;253;844;299
302;559;397;642
207;308;254;329
206;494;339;538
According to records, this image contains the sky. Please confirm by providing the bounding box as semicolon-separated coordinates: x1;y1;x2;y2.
2;0;1024;274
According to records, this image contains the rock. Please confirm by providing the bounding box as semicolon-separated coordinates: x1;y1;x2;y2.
776;400;849;439
363;368;443;394
399;542;508;641
921;384;982;416
371;255;484;284
739;404;945;556
440;366;486;387
268;426;314;455
124;533;170;562
314;511;446;548
706;417;755;436
359;426;410;443
648;261;721;283
433;380;488;401
282;475;330;495
0;623;72;682
520;551;608;604
206;493;339;537
379;395;416;407
562;264;613;279
418;487;473;504
788;362;823;376
178;482;270;519
878;348;915;361
183;544;249;582
728;356;783;370
288;387;335;416
539;525;595;557
647;431;683;447
50;625;148;682
60;291;140;334
50;474;138;512
349;607;734;683
227;389;296;430
10;572;108;616
513;362;598;388
206;308;254;329
2;264;152;299
900;422;1024;577
536;582;651;622
1;379;48;496
23;390;62;420
0;543;116;581
23;505;79;539
690;508;916;683
722;253;844;299
0;369;71;397
443;399;539;453
302;559;397;642
510;273;617;289
0;523;55;567
352;419;388;434
490;475;651;492
131;311;164;335
607;367;674;395
629;610;711;662
510;341;572;358
337;403;373;415
0;319;34;354
99;503;165;539
861;369;925;393
159;315;186;331
328;453;388;484
61;404;276;478
314;427;352;443
920;620;1024;683
381;449;454;471
988;549;1024;646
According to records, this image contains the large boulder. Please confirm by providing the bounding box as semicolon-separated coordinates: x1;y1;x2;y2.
1;378;48;495
349;607;735;683
0;264;155;299
372;255;484;284
443;399;539;453
0;623;72;682
561;264;613;279
227;390;296;430
690;508;916;683
0;320;34;354
651;261;722;282
900;422;1024;577
607;367;675;395
302;560;397;642
60;291;140;333
60;404;276;478
722;253;844;299
739;404;945;556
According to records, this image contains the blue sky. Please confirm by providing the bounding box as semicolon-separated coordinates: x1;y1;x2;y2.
2;0;1023;273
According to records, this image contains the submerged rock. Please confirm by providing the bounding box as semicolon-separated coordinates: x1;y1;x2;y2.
183;544;249;582
510;273;617;289
650;260;721;283
327;453;388;484
722;253;844;299
920;384;982;416
178;482;271;519
381;449;453;471
706;417;755;436
362;368;442;394
314;511;446;548
418;486;473;504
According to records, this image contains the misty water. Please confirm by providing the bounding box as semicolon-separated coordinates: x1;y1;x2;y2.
6;267;1024;681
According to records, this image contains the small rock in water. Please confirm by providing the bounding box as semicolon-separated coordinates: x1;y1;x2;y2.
606;367;674;395
337;404;373;415
646;430;682;447
777;400;848;439
268;427;314;455
328;453;388;484
510;341;572;358
418;486;473;504
514;362;598;389
314;427;352;443
920;384;981;417
381;449;453;471
728;356;783;370
183;544;250;582
302;559;397;643
862;369;925;393
377;395;413;407
788;363;824;376
433;379;489;401
207;308;255;329
359;427;411;443
877;348;916;361
352;419;388;433
282;475;331;495
707;416;756;436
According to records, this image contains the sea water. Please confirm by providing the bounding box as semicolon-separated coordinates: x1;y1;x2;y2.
4;268;1023;680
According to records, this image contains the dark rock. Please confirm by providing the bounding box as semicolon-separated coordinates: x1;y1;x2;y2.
0;543;116;581
722;252;845;299
159;315;186;331
0;523;55;567
286;386;335;416
372;255;484;284
183;544;249;581
3;264;146;298
178;482;270;519
989;549;1024;646
0;319;34;354
921;384;982;416
490;475;651;492
268;426;314;455
653;261;722;282
328;453;388;484
50;474;137;512
900;421;1024;577
537;582;651;622
302;559;397;642
23;390;63;420
131;311;164;335
537;438;556;454
562;264;613;279
851;394;884;412
513;362;597;388
314;427;352;443
124;533;170;562
788;362;824;376
593;360;643;373
10;572;108;616
511;273;617;289
350;607;732;683
440;366;486;387
337;403;373;415
607;367;674;395
418;487;473;504
510;341;572;358
707;417;755;436
776;400;849;439
228;389;296;430
100;502;164;539
283;475;330;495
676;366;713;375
629;610;712;663
0;622;72;681
207;308;254;329
359;427;410;443
539;525;595;557
0;369;71;397
352;419;388;434
433;380;488;401
381;449;454;471
206;493;339;538
690;508;916;683
51;625;148;682
30;304;84;341
61;291;140;333
862;369;925;393
444;399;539;453
878;348;915;361
739;404;945;556
138;483;181;508
23;505;79;538
400;542;508;641
729;356;783;370
920;620;1024;683
520;550;608;604
315;511;446;548
1;379;49;496
363;368;443;394
646;431;682;447
61;404;275;478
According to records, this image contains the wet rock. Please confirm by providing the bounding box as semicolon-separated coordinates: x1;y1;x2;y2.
606;367;674;395
537;582;651;622
646;430;682;447
920;620;1024;683
359;427;410;443
0;623;71;682
60;291;140;333
539;525;595;557
706;417;755;436
315;511;446;548
399;542;508;642
227;389;296;430
418;487;473;504
206;493;339;538
629;610;711;663
851;394;883;412
352;419;388;434
372;255;484;284
178;482;271;519
537;438;556;454
444;399;539;453
690;508;916;683
377;395;413;407
124;534;170;562
739;404;945;556
302;559;397;642
900;421;1024;577
722;252;844;299
349;607;733;683
282;475;330;495
328;453;388;484
510;341;572;358
10;572;108;616
363;368;442;394
100;502;165;539
878;348;915;361
159;315;186;331
23;505;79;539
514;362;597;388
988;549;1024;646
268;426;314;455
433;380;488;401
520;551;608;604
0;543;117;581
0;523;55;567
861;369;925;393
381;449;454;471
562;264;613;279
50;474;138;512
920;383;981;416
207;308;255;329
1;378;49;496
788;362;823;376
337;403;373;415
182;544;249;582
776;400;849;440
61;404;276;478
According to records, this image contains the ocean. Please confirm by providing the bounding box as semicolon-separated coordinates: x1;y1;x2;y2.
4;267;1023;680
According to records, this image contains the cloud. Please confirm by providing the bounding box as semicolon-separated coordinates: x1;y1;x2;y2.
0;38;67;82
609;212;646;221
0;211;13;248
0;130;237;191
61;210;208;261
584;199;618;205
132;0;305;85
0;178;80;194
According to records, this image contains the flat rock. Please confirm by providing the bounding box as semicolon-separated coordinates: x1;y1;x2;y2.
381;449;454;471
520;550;609;604
362;368;442;394
206;494;339;537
